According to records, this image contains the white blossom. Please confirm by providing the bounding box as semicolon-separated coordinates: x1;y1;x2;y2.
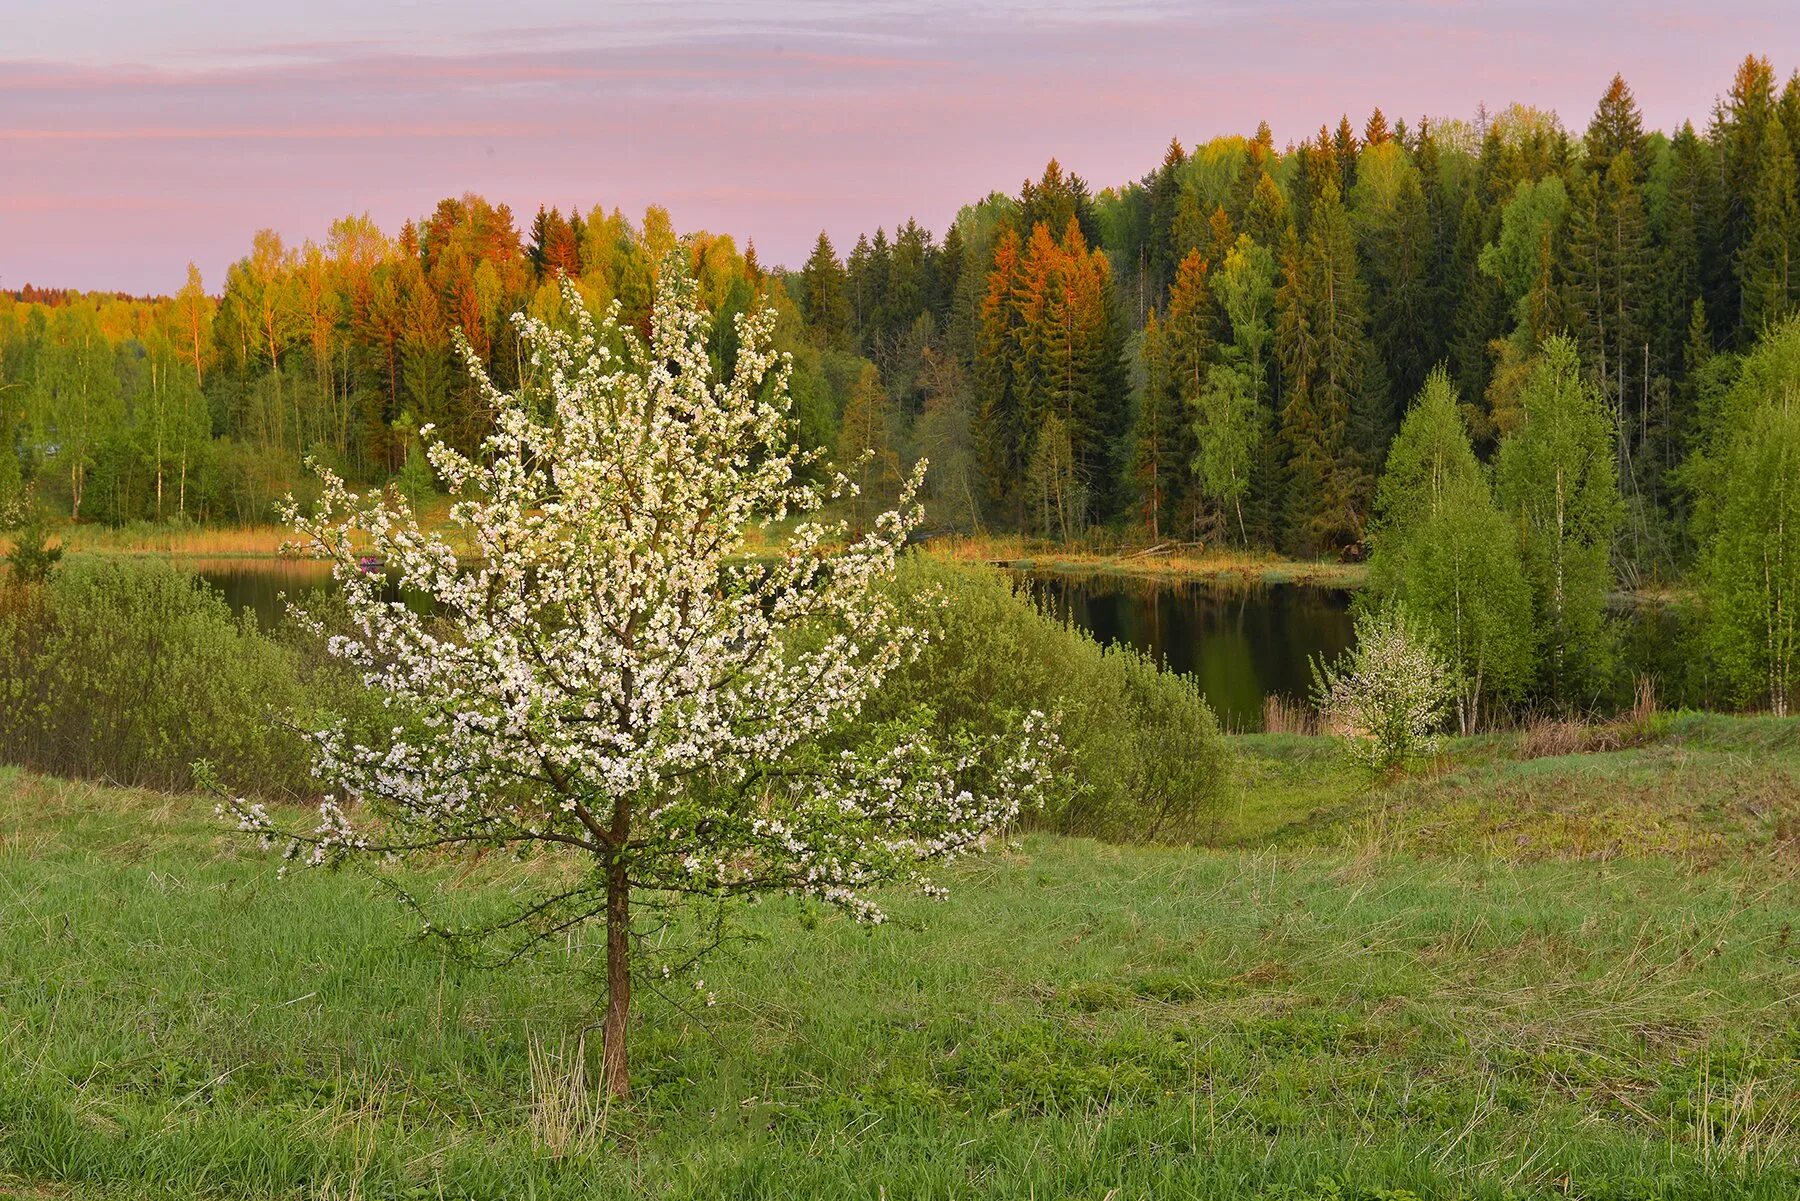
230;263;1059;953
1312;603;1455;773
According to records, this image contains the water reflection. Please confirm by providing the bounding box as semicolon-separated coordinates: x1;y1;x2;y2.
187;560;1696;729
1015;573;1354;730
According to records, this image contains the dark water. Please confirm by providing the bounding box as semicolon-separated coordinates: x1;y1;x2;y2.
190;559;1354;732
190;560;1703;727
189;559;342;629
1017;573;1354;729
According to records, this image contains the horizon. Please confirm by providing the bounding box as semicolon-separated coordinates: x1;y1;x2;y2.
7;0;1800;294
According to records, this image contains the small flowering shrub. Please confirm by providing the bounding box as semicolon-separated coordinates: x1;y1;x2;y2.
222;266;1059;1098
1311;604;1455;774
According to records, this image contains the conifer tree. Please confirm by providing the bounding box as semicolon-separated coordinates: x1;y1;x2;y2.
1276;181;1377;554
1565;151;1651;494
1146;138;1188;310
837;363;903;533
1357;150;1439;402
1130;311;1182;539
1449;191;1508;428
799;232;853;346
1584;74;1647;170
1736;116;1797;334
1716;55;1780;341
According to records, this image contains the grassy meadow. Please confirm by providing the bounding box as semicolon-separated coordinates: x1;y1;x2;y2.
4;716;1798;1200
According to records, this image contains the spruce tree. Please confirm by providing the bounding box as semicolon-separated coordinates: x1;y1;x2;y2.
836;363;902;534
1146;138;1188;311
1715;55;1780;342
1584;74;1647;170
1132;311;1178;538
1736;116;1797;335
1277;182;1378;554
800;232;853;345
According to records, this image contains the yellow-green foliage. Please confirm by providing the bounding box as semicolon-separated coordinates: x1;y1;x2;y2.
873;558;1229;841
0;557;314;793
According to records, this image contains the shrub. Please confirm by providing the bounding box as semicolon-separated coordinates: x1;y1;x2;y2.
5;507;63;583
871;558;1230;841
1311;604;1454;774
0;557;316;793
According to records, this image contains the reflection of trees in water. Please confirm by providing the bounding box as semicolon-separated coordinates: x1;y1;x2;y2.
1014;570;1356;729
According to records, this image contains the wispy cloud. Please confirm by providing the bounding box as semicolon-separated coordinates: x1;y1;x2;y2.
5;0;1799;292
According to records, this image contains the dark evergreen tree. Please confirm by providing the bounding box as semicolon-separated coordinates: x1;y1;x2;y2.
1737;115;1797;334
799;232;852;344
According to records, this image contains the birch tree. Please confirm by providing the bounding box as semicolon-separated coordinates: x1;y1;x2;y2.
1495;336;1623;704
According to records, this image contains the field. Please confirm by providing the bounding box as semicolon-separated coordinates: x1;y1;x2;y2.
4;716;1798;1200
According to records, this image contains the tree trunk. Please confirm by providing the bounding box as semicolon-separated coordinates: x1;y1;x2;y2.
602;855;631;1099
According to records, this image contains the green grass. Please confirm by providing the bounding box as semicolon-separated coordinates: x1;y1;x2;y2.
4;725;1800;1199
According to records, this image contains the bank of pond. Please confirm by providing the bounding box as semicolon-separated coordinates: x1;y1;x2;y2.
185;555;1704;731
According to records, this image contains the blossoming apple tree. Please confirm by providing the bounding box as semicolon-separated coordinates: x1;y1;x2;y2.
223;268;1057;1097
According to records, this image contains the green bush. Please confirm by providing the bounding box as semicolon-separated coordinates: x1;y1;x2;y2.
0;557;317;794
871;558;1230;841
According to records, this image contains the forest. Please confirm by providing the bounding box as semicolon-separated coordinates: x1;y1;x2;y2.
3;58;1796;568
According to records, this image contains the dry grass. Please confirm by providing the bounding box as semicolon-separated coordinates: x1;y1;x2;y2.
1260;693;1321;736
927;532;1367;587
528;1034;611;1157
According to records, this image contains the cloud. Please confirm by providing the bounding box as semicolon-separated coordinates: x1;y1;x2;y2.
6;0;1800;292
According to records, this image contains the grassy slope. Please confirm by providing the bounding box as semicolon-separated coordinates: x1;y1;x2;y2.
3;721;1799;1199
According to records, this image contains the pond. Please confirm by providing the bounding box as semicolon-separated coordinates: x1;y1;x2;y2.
1015;573;1353;729
188;559;1356;732
188;558;1706;727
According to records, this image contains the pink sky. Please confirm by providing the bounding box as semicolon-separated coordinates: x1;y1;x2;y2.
5;1;1799;294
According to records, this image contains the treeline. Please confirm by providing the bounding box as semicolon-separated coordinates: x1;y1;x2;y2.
2;58;1798;581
